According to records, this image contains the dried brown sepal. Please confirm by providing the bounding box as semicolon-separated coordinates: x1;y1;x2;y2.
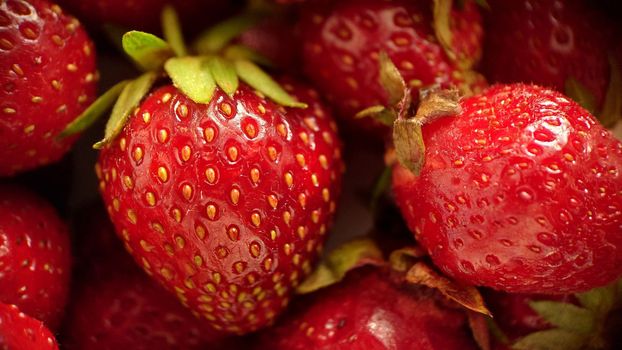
388;246;427;272
468;311;492;350
297;238;385;294
405;262;491;316
393;88;461;175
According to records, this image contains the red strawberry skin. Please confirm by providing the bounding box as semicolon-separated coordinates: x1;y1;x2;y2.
392;84;622;294
0;0;97;176
0;185;71;330
97;80;343;334
64;269;226;350
298;0;484;132
0;303;58;350
257;267;478;350
55;0;234;33
483;0;615;107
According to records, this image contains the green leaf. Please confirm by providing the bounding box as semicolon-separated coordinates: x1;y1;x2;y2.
600;55;622;128
370;166;392;210
433;0;456;61
529;301;595;334
207;56;239;96
576;283;616;316
164;56;216;104
234;59;306;108
223;45;274;68
355;105;396;126
161;5;187;56
393;118;425;176
379;51;406;106
297;238;383;294
512;329;585;350
565;77;597;115
473;0;490;10
58;80;129;138
93;72;158;149
193;14;261;54
122;31;174;71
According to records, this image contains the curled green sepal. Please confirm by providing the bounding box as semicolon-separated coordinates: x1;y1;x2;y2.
93;71;158;149
164;56;216;104
564;77;597;115
207;56;239;96
193;14;262;54
161;5;187;56
379;51;407;106
234;59;307;108
600;55;622;128
58;80;129;139
122;31;174;71
297;238;384;294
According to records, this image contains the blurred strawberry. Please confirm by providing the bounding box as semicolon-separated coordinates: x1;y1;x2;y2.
0;185;71;329
0;0;97;176
0;303;59;350
298;0;485;135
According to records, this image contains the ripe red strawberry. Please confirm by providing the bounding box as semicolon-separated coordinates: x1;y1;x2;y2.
55;0;235;33
256;267;478;350
0;303;59;350
63;268;227;350
392;84;622;294
483;0;616;109
0;185;71;330
298;0;485;133
97;79;343;334
0;0;97;176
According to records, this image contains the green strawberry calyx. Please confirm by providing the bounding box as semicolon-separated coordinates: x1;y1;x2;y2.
493;279;622;350
58;5;306;148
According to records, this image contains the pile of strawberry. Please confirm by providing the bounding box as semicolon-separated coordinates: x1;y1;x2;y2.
1;0;621;349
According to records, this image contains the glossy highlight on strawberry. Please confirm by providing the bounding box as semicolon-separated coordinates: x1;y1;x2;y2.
97;79;343;334
0;303;58;350
392;84;622;294
257;267;478;350
0;0;97;176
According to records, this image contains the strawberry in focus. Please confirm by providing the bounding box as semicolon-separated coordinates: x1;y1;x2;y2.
97;78;343;334
298;0;485;134
256;267;478;350
392;84;622;294
0;0;97;176
0;303;58;350
0;185;71;330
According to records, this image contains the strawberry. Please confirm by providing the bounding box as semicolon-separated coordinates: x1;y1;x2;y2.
298;0;485;133
482;0;616;112
391;84;622;294
96;76;343;334
0;185;71;330
63;267;227;350
55;0;235;33
0;0;97;176
0;303;59;350
256;266;478;350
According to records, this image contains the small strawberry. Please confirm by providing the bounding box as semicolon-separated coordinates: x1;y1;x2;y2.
0;0;97;176
298;0;485;133
391;84;622;294
0;185;71;330
256;266;479;350
0;303;59;350
482;0;617;114
55;0;235;33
